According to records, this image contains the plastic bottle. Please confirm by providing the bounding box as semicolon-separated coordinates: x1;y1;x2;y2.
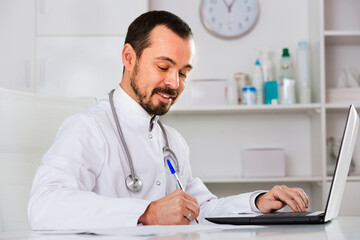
251;59;264;104
234;72;250;104
296;41;311;104
278;48;295;104
242;86;256;105
227;74;239;105
258;48;275;82
264;81;278;104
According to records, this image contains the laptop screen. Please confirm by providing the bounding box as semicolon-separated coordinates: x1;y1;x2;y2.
324;105;359;222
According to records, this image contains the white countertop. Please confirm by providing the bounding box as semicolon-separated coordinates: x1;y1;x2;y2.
0;217;359;240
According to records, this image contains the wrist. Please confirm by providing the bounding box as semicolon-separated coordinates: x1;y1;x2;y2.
138;202;154;225
255;192;266;212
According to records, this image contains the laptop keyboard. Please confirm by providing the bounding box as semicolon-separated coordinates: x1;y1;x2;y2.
257;212;311;217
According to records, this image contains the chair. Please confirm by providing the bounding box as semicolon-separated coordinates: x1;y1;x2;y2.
0;88;96;232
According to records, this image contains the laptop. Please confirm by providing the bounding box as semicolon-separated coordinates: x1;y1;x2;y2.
206;105;359;225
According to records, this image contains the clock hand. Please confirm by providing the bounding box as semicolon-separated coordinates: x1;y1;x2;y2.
228;0;236;12
223;0;236;13
222;0;230;12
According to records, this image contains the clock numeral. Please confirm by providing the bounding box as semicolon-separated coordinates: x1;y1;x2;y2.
245;16;249;22
212;17;216;23
247;6;251;12
209;7;213;13
219;23;223;28
211;0;217;4
238;23;243;29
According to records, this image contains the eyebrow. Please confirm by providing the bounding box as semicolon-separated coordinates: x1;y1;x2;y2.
155;56;193;70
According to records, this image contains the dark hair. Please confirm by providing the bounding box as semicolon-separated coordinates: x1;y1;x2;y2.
125;10;193;58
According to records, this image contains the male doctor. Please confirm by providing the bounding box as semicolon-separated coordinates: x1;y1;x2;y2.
28;10;308;230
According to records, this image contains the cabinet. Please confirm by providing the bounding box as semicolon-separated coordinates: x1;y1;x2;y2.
162;0;360;216
37;36;124;98
0;0;148;97
35;0;148;98
0;0;36;92
322;0;360;216
162;105;324;211
36;0;148;35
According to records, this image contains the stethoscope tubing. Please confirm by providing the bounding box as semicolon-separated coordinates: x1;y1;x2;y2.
109;89;136;180
109;89;179;193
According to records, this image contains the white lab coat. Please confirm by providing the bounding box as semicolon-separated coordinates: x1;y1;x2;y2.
28;86;263;230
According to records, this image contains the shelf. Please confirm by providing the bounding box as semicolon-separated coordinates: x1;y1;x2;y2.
324;30;360;36
200;176;322;184
324;31;360;45
169;103;321;115
326;176;360;182
325;103;360;111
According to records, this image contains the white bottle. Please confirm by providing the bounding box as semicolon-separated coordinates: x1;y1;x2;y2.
251;59;264;104
278;48;295;105
227;74;239;105
259;49;275;82
296;41;311;104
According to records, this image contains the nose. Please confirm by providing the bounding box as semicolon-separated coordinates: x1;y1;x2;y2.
164;71;179;89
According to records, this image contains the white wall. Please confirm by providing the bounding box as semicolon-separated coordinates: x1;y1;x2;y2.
0;0;311;97
150;0;310;81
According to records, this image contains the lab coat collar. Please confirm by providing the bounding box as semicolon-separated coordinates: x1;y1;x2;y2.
112;86;159;134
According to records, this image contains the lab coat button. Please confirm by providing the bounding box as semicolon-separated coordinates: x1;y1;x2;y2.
148;134;153;139
156;181;161;186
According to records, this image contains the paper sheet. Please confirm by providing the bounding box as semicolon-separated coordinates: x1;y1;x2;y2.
34;224;265;237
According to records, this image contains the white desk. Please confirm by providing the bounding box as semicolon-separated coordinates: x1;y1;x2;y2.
0;217;359;240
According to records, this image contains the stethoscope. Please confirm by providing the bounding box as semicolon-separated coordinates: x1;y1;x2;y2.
109;89;179;192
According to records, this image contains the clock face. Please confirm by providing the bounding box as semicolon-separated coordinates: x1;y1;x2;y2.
200;0;259;39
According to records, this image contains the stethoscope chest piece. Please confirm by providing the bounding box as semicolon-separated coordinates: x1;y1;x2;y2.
125;174;142;192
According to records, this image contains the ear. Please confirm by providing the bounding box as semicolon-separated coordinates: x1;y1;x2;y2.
122;43;137;72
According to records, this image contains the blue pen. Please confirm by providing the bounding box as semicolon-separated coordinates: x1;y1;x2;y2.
167;159;199;224
167;159;184;190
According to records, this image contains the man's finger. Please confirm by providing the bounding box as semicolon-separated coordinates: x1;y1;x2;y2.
282;186;308;212
297;188;309;208
183;209;196;222
273;186;299;212
182;191;199;206
174;189;200;217
183;197;200;219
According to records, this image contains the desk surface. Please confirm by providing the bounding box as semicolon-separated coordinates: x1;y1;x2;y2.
0;217;359;240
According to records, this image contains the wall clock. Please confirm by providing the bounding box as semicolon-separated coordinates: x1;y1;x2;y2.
200;0;260;39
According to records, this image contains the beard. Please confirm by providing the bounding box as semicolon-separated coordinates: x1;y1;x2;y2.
130;62;178;116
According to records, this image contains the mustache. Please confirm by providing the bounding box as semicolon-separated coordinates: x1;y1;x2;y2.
152;87;178;99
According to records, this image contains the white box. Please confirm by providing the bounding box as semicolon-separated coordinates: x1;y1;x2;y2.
326;87;360;103
242;148;285;177
189;79;227;105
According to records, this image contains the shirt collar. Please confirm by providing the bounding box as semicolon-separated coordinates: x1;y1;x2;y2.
112;85;159;133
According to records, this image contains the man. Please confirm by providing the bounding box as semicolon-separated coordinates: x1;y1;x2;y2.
28;11;308;230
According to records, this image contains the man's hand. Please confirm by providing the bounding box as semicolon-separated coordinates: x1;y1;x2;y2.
138;189;200;225
255;185;309;213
